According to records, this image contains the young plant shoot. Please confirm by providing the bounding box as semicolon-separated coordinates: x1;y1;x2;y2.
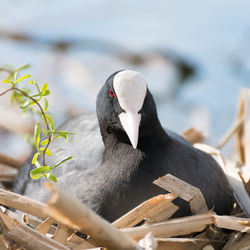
0;65;73;182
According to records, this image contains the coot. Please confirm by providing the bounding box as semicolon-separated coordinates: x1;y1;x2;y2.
13;70;233;222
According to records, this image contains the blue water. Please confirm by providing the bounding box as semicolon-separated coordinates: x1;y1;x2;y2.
0;0;250;157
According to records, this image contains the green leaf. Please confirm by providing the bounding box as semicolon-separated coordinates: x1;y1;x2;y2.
41;83;48;93
45;114;55;131
42;128;48;136
16;64;30;72
13;72;18;83
47;174;57;182
32;152;40;164
65;134;69;143
41;139;49;145
30;166;50;179
34;121;41;150
20;99;32;109
44;98;48;112
1;79;13;84
51;156;73;169
15;74;31;84
35;160;41;168
30;172;41;179
39;147;52;156
42;90;50;96
45;148;52;156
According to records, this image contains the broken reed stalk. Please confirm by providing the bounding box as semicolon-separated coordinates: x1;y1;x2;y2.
22;214;57;235
54;223;69;245
181;127;205;144
224;160;250;217
153;174;208;215
213;215;250;232
237;88;250;165
43;182;141;250
145;201;179;225
0;173;16;183
67;233;97;249
122;215;250;242
0;212;69;250
112;193;178;229
217;116;244;150
0;188;48;219
0;153;22;169
35;217;55;235
156;238;224;250
193;143;250;218
121;213;214;241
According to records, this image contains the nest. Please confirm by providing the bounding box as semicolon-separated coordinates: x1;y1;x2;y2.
0;89;250;250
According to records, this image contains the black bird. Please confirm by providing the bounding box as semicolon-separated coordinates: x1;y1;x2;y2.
13;70;233;222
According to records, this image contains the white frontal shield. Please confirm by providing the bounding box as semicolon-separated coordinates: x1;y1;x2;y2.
113;70;147;149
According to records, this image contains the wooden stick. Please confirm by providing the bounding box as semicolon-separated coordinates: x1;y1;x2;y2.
153;174;208;215
181;127;205;144
145;201;179;224
36;217;55;235
74;248;102;250
0;173;16;183
0;188;48;219
213;215;250;232
224;160;250;217
156;237;224;250
22;214;57;235
43;182;142;250
121;214;213;241
194;144;250;217
112;193;177;229
54;223;68;245
0;211;69;250
67;233;96;249
222;232;242;250
217;116;244;150
0;153;23;169
223;233;250;250
236;88;250;164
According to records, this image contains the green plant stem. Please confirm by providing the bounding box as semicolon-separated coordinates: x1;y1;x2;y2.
0;87;51;166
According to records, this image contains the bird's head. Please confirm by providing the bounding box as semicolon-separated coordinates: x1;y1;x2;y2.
96;70;159;149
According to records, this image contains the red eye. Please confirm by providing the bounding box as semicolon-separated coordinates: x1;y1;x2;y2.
109;89;116;98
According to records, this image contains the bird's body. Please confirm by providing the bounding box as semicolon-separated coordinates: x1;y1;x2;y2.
13;70;233;222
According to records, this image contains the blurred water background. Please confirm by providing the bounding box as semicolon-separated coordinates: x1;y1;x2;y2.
0;0;250;161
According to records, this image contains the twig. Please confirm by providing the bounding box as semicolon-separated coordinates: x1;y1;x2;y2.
43;182;142;250
217;116;244;149
121;214;214;241
67;233;96;249
157;237;224;250
213;215;250;232
153;174;208;215
36;217;55;235
22;214;56;235
224;160;250;217
0;153;23;169
54;223;68;245
0;188;48;219
236;88;250;165
0;173;16;183
0;211;69;250
113;193;178;229
0;87;51;166
182;127;205;144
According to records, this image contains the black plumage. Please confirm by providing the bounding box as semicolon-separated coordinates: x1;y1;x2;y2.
13;70;233;222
